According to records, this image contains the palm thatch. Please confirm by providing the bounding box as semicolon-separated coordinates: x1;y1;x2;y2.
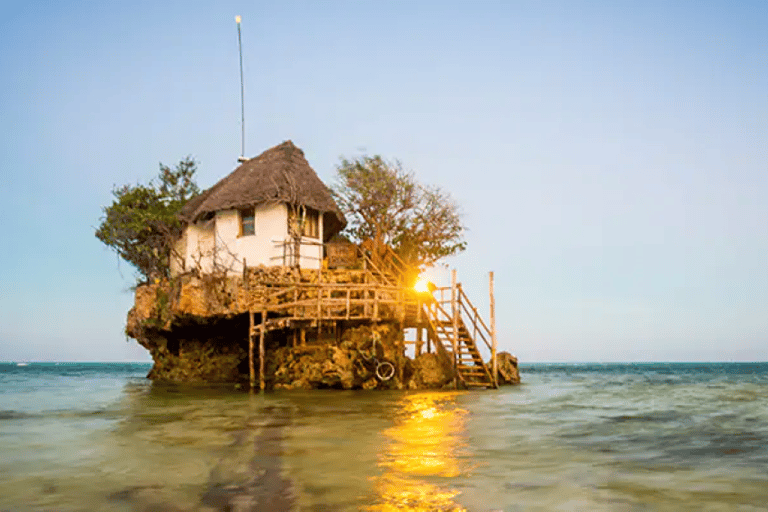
180;141;346;239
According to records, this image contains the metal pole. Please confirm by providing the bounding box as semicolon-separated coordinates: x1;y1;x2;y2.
236;15;245;158
490;271;497;388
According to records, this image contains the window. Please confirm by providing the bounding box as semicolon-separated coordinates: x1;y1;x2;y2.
303;208;320;239
288;207;320;239
240;208;255;236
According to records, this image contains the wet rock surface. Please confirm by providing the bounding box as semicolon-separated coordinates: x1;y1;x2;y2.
407;353;455;390
269;325;403;390
126;273;521;388
493;351;521;385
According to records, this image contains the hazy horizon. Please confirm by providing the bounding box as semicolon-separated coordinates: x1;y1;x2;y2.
2;0;766;363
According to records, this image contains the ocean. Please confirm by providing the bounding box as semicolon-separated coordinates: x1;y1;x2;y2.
0;362;766;511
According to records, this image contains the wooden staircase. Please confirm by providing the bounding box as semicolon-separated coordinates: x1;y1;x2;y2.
364;242;498;390
423;292;497;389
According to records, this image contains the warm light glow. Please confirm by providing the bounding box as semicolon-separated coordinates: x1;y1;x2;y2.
413;276;431;293
368;392;469;511
235;15;242;23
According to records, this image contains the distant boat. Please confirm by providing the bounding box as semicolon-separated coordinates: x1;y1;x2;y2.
16;362;28;367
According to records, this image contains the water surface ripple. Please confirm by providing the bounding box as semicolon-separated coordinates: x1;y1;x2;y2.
1;362;767;511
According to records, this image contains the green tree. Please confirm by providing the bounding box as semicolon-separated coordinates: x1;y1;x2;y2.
332;155;466;267
95;157;200;283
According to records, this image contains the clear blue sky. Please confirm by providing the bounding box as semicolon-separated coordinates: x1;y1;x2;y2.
1;0;766;362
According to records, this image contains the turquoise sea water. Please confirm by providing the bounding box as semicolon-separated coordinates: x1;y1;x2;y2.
1;362;767;511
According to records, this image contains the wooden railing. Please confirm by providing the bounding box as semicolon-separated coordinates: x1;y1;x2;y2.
256;282;420;324
432;285;493;353
354;243;414;288
457;285;493;355
422;300;456;371
241;246;499;391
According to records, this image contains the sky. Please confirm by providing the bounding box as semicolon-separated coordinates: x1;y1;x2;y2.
1;0;766;362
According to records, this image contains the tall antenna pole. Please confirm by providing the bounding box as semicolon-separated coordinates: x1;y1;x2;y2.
236;15;246;160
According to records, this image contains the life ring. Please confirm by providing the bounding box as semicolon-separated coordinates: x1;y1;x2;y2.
376;360;395;381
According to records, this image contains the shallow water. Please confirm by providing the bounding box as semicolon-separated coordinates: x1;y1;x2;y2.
1;362;767;511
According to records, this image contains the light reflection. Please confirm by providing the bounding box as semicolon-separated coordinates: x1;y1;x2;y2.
368;392;470;511
413;276;431;293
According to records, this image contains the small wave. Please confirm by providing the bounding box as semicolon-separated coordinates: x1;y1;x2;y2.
605;410;681;423
0;410;33;420
0;408;120;421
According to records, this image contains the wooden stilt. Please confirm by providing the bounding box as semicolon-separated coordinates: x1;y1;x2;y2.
317;271;322;339
426;303;432;354
451;269;458;390
249;311;255;391
397;321;404;383
259;309;266;391
300;328;306;346
490;271;497;388
416;326;423;357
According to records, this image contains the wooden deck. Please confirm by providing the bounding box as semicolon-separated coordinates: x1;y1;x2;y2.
244;245;499;391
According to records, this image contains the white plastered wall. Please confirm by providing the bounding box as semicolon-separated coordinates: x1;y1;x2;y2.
174;202;325;275
180;217;216;274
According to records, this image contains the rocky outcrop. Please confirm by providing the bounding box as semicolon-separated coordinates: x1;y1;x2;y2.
268;325;404;390
492;351;521;385
407;353;455;389
126;269;521;388
127;310;249;383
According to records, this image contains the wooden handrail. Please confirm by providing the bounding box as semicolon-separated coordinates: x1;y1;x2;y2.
422;304;455;374
457;286;493;352
380;244;410;281
355;245;398;287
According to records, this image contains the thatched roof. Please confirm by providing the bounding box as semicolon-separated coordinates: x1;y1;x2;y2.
180;141;346;239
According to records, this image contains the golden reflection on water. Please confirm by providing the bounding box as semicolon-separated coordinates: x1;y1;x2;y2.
368;392;470;511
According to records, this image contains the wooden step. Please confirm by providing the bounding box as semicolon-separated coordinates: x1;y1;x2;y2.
464;382;493;387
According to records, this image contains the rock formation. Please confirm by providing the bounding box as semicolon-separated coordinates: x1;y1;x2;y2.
126;268;520;389
492;352;521;385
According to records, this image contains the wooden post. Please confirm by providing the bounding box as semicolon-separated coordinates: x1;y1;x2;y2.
248;311;255;391
317;288;322;339
426;302;432;354
397;321;404;383
345;288;351;320
416;297;422;324
490;271;497;388
317;270;322;339
416;326;423;357
259;309;266;391
300;327;306;346
451;269;458;389
400;289;406;324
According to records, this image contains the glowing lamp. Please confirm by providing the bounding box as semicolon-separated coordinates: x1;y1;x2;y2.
413;276;431;294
